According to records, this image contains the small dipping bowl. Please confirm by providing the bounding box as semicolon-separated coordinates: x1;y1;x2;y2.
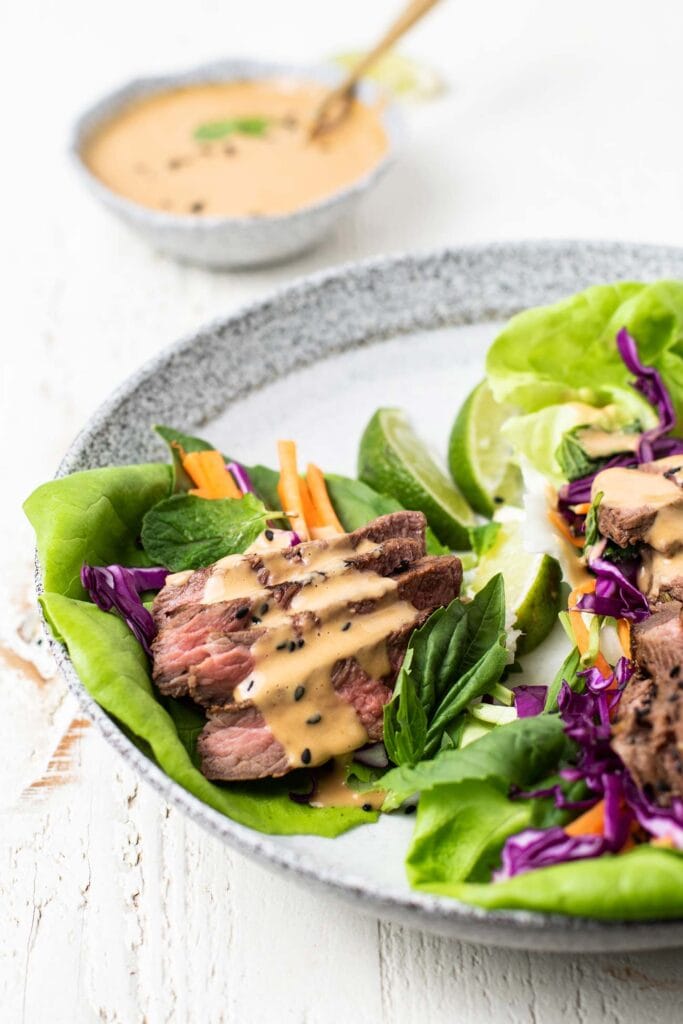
71;59;402;269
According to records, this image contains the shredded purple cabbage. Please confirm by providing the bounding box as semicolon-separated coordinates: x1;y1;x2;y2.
558;328;683;521
225;460;255;495
616;328;676;461
575;555;650;622
495;827;610;880
623;776;683;847
514;685;547;718
80;563;168;655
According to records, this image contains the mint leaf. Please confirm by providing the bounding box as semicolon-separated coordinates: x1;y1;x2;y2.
141;493;269;571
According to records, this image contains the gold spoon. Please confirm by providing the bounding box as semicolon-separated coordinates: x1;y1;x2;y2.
308;0;442;139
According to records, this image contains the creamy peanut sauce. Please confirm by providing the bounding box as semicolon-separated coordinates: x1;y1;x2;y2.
205;532;420;772
311;757;385;810
83;80;388;217
577;427;640;459
638;549;683;600
592;466;683;555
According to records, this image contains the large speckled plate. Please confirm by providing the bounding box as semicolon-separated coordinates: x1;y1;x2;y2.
46;241;683;951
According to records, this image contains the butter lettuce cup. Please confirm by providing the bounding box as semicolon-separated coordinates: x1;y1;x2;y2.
71;58;402;269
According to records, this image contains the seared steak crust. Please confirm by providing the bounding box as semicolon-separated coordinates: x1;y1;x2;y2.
612;604;683;804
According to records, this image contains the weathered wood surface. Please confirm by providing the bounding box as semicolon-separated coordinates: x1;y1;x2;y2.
4;1;683;1019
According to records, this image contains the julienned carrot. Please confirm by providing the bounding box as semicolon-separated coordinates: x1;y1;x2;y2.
565;799;605;837
617;619;632;660
548;509;584;548
183;450;242;500
572;502;591;515
567;582;612;680
277;440;310;541
299;477;323;529
306;463;344;533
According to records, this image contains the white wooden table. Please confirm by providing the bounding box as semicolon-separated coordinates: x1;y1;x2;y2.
4;1;683;1019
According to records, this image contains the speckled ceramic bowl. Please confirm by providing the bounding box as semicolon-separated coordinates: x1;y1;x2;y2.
71;58;401;269
42;241;683;950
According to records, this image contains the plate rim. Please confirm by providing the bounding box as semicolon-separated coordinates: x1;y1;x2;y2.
40;239;683;950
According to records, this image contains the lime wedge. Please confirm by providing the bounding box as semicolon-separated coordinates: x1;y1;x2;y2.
448;382;523;518
470;519;561;656
331;52;445;101
358;408;476;549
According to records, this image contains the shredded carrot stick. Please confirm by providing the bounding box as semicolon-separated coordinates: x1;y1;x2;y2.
572;502;591;515
183;450;242;500
565;799;605;837
567;581;612;679
548;508;585;548
276;440;310;541
306;463;344;533
617;619;632;660
299;477;323;529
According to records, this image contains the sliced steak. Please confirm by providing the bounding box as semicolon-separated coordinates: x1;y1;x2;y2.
182;555;460;708
611;604;683;804
639;550;683;606
593;466;683;552
151;511;462;782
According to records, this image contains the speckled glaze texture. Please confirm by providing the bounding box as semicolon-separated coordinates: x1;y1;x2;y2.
71;59;401;269
44;242;683;951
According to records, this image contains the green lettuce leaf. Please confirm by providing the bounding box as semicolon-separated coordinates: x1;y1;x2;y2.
487;280;683;479
427;847;683;919
24;463;173;599
487;280;683;423
25;463;370;837
141;492;271;571
41;594;369;836
406;781;535;888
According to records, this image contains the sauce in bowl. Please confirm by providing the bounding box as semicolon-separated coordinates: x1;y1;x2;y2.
83;79;389;218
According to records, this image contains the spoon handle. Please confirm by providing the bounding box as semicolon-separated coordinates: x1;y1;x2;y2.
310;0;441;138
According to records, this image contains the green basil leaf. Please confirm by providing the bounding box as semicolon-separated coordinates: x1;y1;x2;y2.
423;641;508;758
383;665;428;766
141;493;269;571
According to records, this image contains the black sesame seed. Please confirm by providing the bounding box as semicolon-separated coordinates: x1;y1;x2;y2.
494;496;504;505
362;803;373;812
306;713;322;725
276;641;287;651
297;638;305;649
288;641;297;652
301;748;312;765
341;621;352;632
294;685;305;701
260;603;269;615
246;680;254;692
235;605;249;619
265;529;274;541
251;616;261;624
